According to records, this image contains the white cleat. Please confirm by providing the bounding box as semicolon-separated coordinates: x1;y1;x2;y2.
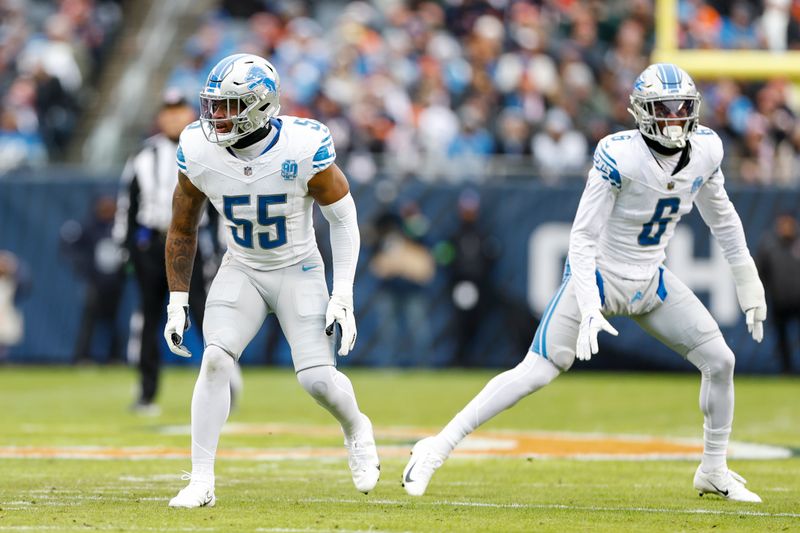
693;465;762;503
345;414;380;494
169;477;216;508
402;437;448;497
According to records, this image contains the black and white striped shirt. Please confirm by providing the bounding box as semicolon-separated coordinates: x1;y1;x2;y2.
113;133;184;245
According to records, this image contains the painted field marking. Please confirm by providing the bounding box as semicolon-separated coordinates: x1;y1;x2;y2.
302;497;800;519
0;527;396;533
0;423;791;460
0;525;220;532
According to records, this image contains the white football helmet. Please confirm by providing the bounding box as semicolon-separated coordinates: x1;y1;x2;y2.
199;53;281;146
628;63;701;149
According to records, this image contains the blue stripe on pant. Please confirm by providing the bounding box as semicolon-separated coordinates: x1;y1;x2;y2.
531;264;572;359
657;266;668;301
531;265;606;360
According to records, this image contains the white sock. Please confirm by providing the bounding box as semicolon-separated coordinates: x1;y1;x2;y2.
297;365;365;440
437;353;561;455
190;345;235;485
687;337;735;473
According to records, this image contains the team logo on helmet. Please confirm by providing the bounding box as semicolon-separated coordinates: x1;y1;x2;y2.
245;65;277;92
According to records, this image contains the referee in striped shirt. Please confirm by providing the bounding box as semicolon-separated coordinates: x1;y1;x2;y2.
113;90;210;414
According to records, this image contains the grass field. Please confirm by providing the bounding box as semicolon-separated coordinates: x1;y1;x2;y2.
0;366;798;532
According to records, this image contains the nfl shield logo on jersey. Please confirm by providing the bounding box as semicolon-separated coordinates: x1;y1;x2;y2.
281;160;298;180
244;166;253;176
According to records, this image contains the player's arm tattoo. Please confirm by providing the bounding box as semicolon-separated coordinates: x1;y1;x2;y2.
166;173;207;292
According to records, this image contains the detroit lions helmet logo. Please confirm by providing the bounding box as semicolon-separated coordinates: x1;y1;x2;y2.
245;65;277;93
691;176;704;193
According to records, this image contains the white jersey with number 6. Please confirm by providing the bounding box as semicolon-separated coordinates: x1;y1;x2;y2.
176;115;336;271
568;126;750;315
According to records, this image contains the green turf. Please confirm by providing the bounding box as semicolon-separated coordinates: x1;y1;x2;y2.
0;366;798;532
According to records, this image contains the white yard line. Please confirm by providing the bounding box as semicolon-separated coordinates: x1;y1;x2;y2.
0;525;217;533
0;440;792;461
301;497;800;518
0;525;403;533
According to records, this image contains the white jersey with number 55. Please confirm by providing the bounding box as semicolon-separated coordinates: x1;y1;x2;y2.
176;115;335;271
568;126;751;314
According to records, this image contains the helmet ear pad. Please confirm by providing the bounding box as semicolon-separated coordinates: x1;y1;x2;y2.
199;54;281;147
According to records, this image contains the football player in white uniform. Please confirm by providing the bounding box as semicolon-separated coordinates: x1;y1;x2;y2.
402;64;766;503
164;54;379;508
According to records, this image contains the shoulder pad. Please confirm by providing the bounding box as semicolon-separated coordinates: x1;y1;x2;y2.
691;125;723;168
177;121;205;178
177;121;205;160
282;116;336;172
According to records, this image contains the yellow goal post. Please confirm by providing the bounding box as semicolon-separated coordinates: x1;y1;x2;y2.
651;0;800;79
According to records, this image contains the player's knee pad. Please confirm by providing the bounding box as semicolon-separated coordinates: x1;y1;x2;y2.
516;351;562;394
200;344;236;381
296;365;336;402
687;336;735;381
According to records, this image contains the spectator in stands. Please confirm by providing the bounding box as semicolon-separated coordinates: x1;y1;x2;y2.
416;95;460;181
113;90;209;415
738;113;774;184
754;80;798;186
27;60;78;159
165;38;218;111
608;18;650;86
531;107;588;183
0;0;120;165
681;0;723;48
787;3;800;48
442;189;501;367
447;99;494;182
756;211;800;373
702;79;743;159
0;250;28;360
719;2;764;49
0;104;47;174
60;194;126;364
495;108;530;159
367;203;436;366
760;0;792;51
17;13;83;94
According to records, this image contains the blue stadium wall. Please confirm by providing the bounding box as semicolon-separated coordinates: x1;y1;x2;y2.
0;175;797;373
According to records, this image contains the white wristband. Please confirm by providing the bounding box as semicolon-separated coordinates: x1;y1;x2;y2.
730;257;759;286
169;291;189;307
730;257;764;312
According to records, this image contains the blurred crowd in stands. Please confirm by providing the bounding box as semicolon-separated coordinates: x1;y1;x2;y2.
165;0;800;186
0;0;121;172
2;0;800;186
